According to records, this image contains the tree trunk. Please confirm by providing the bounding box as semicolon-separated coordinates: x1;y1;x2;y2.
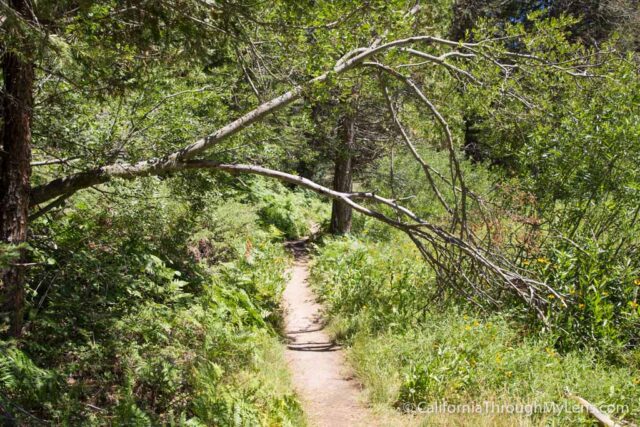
450;1;486;164
0;0;35;337
330;116;355;234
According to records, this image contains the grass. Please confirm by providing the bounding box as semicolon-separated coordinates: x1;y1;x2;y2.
231;333;307;427
339;312;639;425
312;234;640;426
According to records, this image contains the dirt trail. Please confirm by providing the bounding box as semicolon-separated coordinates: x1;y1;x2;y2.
283;239;375;427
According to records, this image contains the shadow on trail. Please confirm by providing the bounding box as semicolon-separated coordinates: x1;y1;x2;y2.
281;229;373;426
287;341;341;352
284;237;311;259
284;233;342;353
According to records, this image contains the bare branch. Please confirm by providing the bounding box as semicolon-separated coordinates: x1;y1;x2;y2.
363;61;468;235
400;48;480;83
380;81;451;214
31;157;79;167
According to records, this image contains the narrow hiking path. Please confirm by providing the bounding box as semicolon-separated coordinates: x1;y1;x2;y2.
283;238;375;427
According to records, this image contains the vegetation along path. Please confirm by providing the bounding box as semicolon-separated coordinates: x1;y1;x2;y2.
283;238;375;427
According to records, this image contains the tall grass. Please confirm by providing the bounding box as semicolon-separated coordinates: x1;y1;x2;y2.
311;233;640;425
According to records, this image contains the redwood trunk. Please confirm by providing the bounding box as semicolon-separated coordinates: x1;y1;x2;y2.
330;116;355;234
0;0;35;337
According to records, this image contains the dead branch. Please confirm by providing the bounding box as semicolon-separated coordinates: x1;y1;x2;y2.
364;61;469;236
180;161;561;321
380;81;451;214
565;391;635;427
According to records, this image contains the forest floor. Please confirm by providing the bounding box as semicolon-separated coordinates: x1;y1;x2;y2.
283;237;376;427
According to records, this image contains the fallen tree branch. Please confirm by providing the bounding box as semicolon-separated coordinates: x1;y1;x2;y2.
565;391;635;427
30;33;549;207
25;31;590;322
30;35;473;207
364;61;469;236
179;161;561;320
381;82;451;214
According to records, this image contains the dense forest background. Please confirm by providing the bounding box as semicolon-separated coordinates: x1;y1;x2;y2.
1;0;639;425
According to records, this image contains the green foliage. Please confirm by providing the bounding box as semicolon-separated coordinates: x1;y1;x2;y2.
534;234;640;355
311;235;433;336
0;243;22;270
0;345;58;410
0;178;305;425
3;2;639;425
311;233;640;424
258;199;309;241
349;312;640;425
249;179;326;240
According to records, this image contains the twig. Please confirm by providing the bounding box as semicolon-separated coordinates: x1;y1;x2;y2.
565;390;635;427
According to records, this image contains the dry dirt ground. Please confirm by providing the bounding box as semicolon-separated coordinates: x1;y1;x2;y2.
282;238;376;427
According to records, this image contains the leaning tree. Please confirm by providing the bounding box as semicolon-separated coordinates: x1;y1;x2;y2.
1;0;602;336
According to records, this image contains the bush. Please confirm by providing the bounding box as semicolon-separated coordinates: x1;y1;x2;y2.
310;235;433;336
535;235;640;357
249;178;327;240
311;233;640;425
0;178;305;426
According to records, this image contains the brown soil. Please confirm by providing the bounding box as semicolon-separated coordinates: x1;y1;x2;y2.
283;238;376;427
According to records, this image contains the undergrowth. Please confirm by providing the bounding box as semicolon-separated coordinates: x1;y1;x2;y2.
311;231;640;425
0;176;315;425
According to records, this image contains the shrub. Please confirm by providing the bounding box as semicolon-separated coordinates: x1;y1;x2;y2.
310;235;433;336
249;178;325;239
311;233;640;425
535;236;640;357
0;178;305;425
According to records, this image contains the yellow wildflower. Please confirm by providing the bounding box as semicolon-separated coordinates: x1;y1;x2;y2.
629;301;639;309
634;278;640;286
578;303;585;309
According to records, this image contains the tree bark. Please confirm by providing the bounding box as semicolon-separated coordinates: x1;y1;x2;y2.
330;115;355;234
0;0;35;337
